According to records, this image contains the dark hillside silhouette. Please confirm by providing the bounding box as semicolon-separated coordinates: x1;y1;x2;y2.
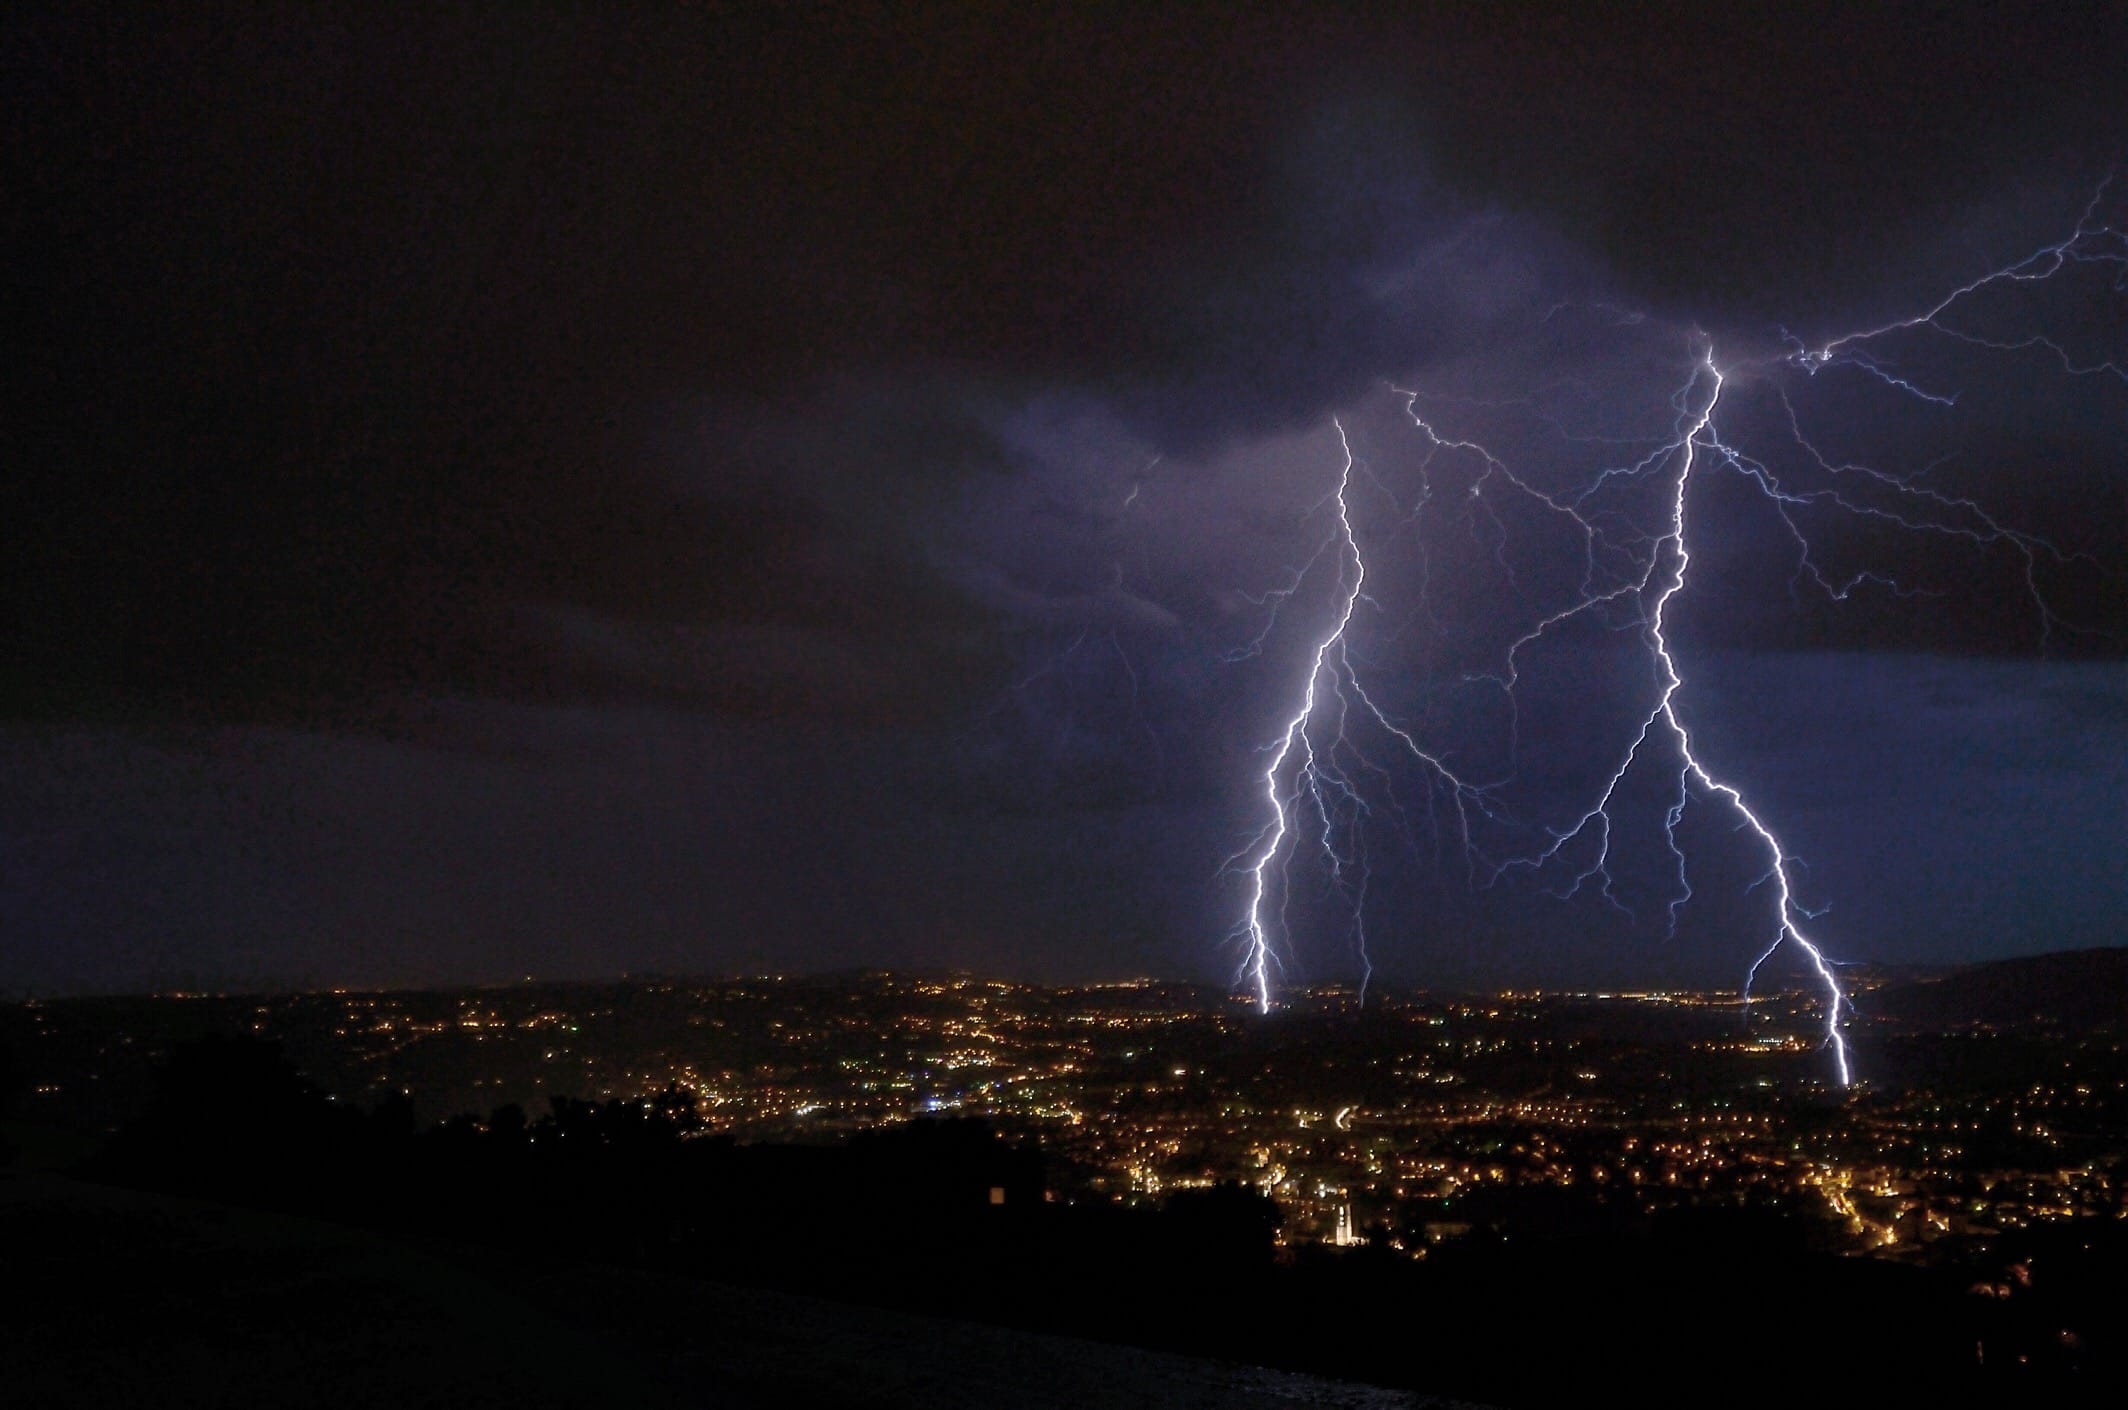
1870;948;2128;1031
53;1031;2121;1405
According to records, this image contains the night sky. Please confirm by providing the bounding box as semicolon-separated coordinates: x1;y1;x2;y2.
7;4;2125;996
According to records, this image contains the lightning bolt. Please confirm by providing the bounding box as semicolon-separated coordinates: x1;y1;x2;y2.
1227;175;2121;1084
1798;172;2127;385
1227;421;1496;1011
1660;360;1850;1086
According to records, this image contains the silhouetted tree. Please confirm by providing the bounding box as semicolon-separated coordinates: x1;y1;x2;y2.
86;1033;365;1207
530;1086;703;1150
1164;1181;1282;1269
486;1102;528;1142
0;1033;19;1167
368;1088;417;1142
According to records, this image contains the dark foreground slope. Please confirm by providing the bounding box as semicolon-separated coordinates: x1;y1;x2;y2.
0;1174;1481;1410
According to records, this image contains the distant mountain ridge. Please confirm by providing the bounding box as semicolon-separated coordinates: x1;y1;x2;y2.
1866;948;2128;1031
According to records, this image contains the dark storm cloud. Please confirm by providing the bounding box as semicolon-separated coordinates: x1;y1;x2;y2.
15;3;2125;731
0;707;1229;994
7;4;2126;993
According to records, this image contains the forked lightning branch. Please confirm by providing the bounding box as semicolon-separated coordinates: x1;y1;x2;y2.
1228;179;2124;1086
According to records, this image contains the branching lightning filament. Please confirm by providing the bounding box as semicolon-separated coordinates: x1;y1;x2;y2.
1227;178;2121;1085
1227;422;1493;1013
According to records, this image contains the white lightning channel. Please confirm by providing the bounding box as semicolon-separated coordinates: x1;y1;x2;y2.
1232;422;1367;1012
1799;172;2127;384
1471;356;1856;1082
1222;176;2117;1082
1663;358;1853;1086
1229;420;1496;1010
